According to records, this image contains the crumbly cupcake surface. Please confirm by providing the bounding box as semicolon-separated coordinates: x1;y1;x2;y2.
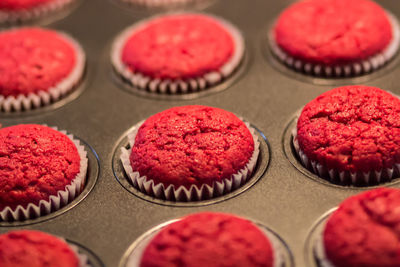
0;124;81;210
130;105;254;188
121;14;235;80
0;0;54;10
324;188;400;267
0;230;79;267
140;212;274;267
274;0;392;65
297;86;400;173
0;28;76;97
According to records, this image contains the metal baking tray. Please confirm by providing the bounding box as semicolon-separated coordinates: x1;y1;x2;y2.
1;0;399;266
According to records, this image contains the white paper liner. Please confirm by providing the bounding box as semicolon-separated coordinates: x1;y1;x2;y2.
68;242;92;267
0;126;88;222
312;218;335;267
265;229;285;267
0;30;86;113
120;120;260;201
111;13;245;94
120;0;206;7
0;0;75;23
314;235;335;267
292;126;400;185
124;219;285;267
269;12;400;77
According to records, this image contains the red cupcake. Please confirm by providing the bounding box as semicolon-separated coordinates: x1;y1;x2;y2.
317;188;400;267
111;13;244;94
271;0;400;77
137;212;276;267
120;105;259;201
0;230;87;267
0;124;88;221
294;85;400;185
0;0;76;23
0;27;85;112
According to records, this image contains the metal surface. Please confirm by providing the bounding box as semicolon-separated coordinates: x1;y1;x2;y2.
1;0;400;266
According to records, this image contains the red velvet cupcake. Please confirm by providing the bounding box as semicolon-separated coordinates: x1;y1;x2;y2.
120;105;259;201
0;27;85;112
294;85;400;185
111;13;244;94
0;124;88;221
0;0;76;23
0;230;88;267
137;212;276;267
271;0;400;77
317;188;400;267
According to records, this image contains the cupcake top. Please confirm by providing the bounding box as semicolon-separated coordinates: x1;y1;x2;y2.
0;0;54;10
140;212;274;267
274;0;393;65
323;188;400;267
0;230;79;267
0;28;77;97
130;105;254;188
297;86;400;173
0;124;81;210
121;14;235;80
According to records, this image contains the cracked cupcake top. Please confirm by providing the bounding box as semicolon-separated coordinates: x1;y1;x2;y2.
0;124;81;210
0;230;79;267
121;14;235;80
129;105;254;188
0;28;77;97
140;212;274;267
297;86;400;173
274;0;392;65
324;188;400;267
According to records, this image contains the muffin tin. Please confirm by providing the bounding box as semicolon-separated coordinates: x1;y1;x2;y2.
1;0;400;266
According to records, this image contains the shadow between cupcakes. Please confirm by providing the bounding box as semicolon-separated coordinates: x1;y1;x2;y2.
0;138;100;227
118;217;294;267
260;18;400;86
112;122;270;207
282;113;400;189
